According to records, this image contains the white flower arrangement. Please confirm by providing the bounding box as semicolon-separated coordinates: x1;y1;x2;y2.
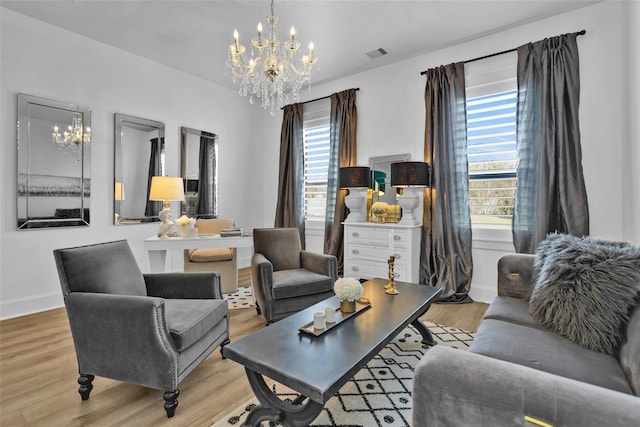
175;215;196;227
333;277;363;302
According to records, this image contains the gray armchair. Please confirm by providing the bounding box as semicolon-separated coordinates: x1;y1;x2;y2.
53;240;230;418
251;228;338;325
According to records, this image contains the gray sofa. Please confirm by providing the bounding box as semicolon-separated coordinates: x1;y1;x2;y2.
413;242;640;426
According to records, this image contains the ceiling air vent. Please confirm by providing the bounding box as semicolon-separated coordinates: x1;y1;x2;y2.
366;48;388;59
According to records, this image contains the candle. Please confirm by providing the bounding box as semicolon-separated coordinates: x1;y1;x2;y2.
233;29;239;52
290;26;295;43
257;22;262;43
309;42;314;60
388;229;395;257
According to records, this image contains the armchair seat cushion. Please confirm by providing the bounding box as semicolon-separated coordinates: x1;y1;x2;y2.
483;296;546;331
189;248;233;262
272;269;334;300
165;299;228;351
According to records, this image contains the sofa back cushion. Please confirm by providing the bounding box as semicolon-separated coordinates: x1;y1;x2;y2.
54;240;147;297
619;294;640;395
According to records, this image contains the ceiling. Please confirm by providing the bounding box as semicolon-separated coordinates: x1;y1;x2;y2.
2;1;598;91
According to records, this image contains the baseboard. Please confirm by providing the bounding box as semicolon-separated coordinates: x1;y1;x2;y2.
0;292;64;320
468;285;496;304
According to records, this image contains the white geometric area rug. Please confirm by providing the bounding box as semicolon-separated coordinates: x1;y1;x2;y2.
212;322;475;427
223;286;256;309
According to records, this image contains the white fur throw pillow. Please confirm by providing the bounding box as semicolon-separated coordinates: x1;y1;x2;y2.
529;233;640;355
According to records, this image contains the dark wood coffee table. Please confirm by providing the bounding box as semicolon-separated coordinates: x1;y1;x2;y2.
222;278;442;427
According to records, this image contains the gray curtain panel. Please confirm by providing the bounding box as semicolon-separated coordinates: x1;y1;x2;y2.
513;32;589;254
274;103;305;247
144;137;163;217
421;63;474;302
324;89;358;275
196;131;217;217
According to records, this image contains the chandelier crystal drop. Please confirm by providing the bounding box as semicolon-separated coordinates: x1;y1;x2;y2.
52;115;90;161
226;0;317;115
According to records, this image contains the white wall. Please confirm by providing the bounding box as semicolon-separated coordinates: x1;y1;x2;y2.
625;0;640;245
258;1;638;302
0;9;264;319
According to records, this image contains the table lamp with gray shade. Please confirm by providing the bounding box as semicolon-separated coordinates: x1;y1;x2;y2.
149;176;185;237
339;166;371;223
390;162;430;225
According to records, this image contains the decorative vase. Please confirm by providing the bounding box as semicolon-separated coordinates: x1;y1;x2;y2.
179;225;197;238
340;300;356;313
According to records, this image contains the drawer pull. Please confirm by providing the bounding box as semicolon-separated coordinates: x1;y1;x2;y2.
352;249;360;254
392;254;400;259
351;266;359;272
394;235;401;241
352;232;360;237
394;272;400;278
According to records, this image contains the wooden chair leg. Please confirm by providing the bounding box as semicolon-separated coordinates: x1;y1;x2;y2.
78;374;94;400
163;389;179;418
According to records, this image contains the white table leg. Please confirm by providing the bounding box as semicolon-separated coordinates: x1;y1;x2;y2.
148;250;167;273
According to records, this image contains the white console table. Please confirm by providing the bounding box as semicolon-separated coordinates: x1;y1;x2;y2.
144;234;254;273
343;222;421;283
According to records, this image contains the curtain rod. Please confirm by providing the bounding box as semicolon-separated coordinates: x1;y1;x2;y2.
420;30;586;75
281;87;360;109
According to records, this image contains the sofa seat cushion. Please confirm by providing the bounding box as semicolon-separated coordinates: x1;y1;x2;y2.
271;269;334;300
469;319;633;394
189;248;233;262
484;296;546;331
165;299;228;351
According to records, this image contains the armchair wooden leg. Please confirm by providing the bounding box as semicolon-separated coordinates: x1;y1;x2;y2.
78;374;94;400
220;338;231;359
163;389;179;418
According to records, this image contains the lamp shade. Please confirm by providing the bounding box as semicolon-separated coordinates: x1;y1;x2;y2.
339;167;371;188
390;162;430;187
149;176;185;201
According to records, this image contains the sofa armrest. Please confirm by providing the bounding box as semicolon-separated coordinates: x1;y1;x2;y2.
144;272;222;299
300;250;338;281
65;292;178;390
497;253;535;299
413;346;640;427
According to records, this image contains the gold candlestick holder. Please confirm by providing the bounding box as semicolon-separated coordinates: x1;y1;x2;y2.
385;256;399;295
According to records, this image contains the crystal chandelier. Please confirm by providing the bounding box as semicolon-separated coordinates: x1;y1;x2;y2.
52;115;90;160
226;0;317;115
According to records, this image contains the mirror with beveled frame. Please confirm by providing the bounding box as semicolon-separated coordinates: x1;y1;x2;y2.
17;93;91;229
368;153;411;222
114;113;165;225
180;126;218;218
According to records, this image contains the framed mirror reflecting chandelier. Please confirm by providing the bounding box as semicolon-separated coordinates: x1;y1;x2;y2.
226;0;317;115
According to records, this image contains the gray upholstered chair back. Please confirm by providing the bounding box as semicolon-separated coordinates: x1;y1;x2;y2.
54;240;147;297
253;228;302;271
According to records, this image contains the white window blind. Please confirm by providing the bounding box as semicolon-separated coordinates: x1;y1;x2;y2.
465;52;518;225
303;99;330;220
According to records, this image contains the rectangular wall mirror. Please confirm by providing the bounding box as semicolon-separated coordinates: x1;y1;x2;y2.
369;153;411;222
17;93;91;229
180;127;218;218
114;113;165;225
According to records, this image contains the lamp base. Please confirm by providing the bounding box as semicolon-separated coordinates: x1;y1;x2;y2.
344;188;367;223
397;187;423;226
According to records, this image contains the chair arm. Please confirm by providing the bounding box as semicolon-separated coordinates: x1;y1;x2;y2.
497;253;535;299
144;272;222;299
413;346;640;427
64;292;178;391
251;253;274;304
300;250;338;281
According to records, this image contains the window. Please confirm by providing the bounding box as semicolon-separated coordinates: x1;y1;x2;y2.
302;99;331;220
465;53;517;225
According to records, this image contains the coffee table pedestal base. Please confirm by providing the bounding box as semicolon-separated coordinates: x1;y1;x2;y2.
244;368;323;427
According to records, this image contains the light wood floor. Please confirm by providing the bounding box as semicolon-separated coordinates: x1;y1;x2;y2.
0;274;487;427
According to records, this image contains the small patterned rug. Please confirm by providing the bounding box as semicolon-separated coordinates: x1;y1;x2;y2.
212;322;475;427
223;286;256;309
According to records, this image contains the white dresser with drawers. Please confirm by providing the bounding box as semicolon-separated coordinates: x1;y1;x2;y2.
343;222;421;283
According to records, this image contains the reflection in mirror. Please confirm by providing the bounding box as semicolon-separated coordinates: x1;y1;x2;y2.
181;127;218;218
17;93;91;229
368;153;411;222
114;113;165;224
